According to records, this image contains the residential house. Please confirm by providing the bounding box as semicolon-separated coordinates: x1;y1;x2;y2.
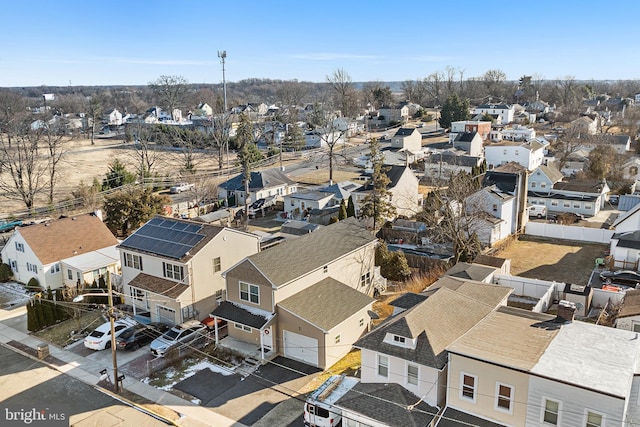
118;216;260;325
232;103;268;117
210;218;378;368
107;109;123;126
453;132;483;157
318;181;362;203
615;289;640;331
577;134;632;155
483;163;529;233
465;185;516;246
378;104;409;125
473;104;515;125
353;281;512;408
391;127;422;152
444;261;499;283
485;140;545;171
570;116;598;135
450;120;491;141
527;165;609;217
1;214;119;290
352;165;421;220
446;304;640;427
622;157;640;181
526;99;550;114
195;102;213;117
608;230;640;270
282;190;335;221
424;150;484;180
612;202;640;233
218;168;297;207
489;125;536;142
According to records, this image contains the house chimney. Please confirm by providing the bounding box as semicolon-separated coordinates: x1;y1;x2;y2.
557;300;576;323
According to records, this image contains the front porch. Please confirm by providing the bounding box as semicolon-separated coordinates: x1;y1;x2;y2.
217;335;277;373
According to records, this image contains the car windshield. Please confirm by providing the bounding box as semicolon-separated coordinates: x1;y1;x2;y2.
163;329;180;340
89;330;105;338
119;328;136;339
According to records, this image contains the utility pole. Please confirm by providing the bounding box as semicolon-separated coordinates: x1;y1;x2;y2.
217;50;230;175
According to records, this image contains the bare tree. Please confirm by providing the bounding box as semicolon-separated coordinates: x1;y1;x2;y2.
43;121;69;204
326;68;359;118
551;128;584;171
277;81;308;112
86;94;103;145
124;123;163;179
308;102;348;185
211;113;232;170
148;75;191;120
483;69;507;101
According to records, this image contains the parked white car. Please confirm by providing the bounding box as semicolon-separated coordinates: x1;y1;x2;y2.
170;182;195;194
150;320;206;357
84;317;137;350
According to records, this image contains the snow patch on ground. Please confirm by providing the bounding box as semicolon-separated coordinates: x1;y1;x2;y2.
142;360;234;391
0;282;32;308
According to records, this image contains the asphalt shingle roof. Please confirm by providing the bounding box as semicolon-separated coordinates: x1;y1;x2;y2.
17;214;118;265
354;286;505;369
239;218;376;287
219;168;296;192
278;277;374;331
336;382;438;427
128;272;188;298
211;301;271;329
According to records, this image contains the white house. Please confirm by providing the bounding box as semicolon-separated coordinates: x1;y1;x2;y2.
1;214;119;290
107;109;123;126
352;165;421;220
490;125;536;142
485;140;546;171
450;121;492;141
466;185;516;245
118;216;260;325
378;104;409;124
473;104;515;125
282;190;335;221
391;127;422;152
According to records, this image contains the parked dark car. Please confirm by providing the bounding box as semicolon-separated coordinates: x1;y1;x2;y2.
116;322;171;351
599;270;640;286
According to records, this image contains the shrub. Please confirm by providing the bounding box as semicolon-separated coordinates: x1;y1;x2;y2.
0;263;13;282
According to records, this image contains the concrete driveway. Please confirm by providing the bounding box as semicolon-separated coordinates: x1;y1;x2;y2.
174;356;321;426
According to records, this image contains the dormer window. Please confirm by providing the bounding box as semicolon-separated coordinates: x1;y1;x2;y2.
393;335;405;344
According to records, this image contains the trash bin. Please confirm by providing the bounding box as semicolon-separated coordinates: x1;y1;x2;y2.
37;343;49;360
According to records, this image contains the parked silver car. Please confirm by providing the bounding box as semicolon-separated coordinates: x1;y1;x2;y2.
149;320;206;357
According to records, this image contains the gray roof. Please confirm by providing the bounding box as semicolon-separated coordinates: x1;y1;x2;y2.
393;127;418;137
238;218;376;287
536;164;564;183
219;168;296;192
355;165;411;192
336;382;438;427
553;180;606;194
612;230;640;250
319;181;362;199
286;190;333;201
211;301;271;329
389;292;428;310
454;131;477;142
278;277;374;331
445;262;497;282
354;286;505;369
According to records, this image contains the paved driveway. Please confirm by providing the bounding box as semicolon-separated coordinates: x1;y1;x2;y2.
174;356;320;425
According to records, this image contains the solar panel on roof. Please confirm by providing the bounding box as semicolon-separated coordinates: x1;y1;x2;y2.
120;218;205;259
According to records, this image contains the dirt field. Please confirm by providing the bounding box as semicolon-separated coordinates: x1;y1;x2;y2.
494;236;608;286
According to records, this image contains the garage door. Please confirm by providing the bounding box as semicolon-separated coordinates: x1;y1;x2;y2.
157;305;176;325
283;330;318;367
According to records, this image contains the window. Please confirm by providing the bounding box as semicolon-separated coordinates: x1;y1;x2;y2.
323;265;328;274
67;269;73;280
377;354;388;378
492;204;498;212
407;364;419;386
531;182;537;188
50;263;60;274
77;271;81;282
163;262;184;281
461;373;476;401
551;201;558;207
573;203;581;209
585;204;592;210
359;318;364;327
496;383;513;412
393;335;405;344
563;202;570;208
124;253;143;270
543;399;560;425
360;272;371;288
26;263;37;273
585;411;603;427
213;257;221;273
234;323;252;332
335;335;341;344
15;242;24;252
129;287;145;302
10;260;17;272
240;282;259;304
541;182;547;189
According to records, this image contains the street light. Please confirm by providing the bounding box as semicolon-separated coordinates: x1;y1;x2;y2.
73;278;123;393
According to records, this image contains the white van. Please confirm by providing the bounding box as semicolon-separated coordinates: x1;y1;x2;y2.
304;375;358;427
528;205;547;218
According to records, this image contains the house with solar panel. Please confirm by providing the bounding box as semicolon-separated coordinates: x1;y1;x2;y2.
117;216;260;325
210;218;380;369
1;213;119;290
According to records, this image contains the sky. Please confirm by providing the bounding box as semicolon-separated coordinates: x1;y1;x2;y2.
1;0;639;87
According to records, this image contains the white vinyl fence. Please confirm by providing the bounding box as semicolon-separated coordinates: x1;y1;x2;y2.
525;222;614;244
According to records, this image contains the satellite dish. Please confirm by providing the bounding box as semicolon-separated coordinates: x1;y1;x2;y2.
367;310;379;320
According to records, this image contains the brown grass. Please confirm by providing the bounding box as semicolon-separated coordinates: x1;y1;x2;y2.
294;170;361;186
495;236;607;286
299;349;362;394
33;309;104;347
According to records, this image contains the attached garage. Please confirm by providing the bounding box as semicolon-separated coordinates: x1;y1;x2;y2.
157;305;176;325
283;330;318;367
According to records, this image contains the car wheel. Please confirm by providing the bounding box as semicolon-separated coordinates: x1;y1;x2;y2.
537;214;542;219
131;343;140;351
105;341;111;349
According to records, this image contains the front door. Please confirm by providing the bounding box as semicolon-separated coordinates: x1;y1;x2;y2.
261;326;273;351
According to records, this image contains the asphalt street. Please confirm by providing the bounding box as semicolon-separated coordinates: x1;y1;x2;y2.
0;344;170;426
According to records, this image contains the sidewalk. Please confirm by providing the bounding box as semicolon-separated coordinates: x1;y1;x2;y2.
0;307;246;427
